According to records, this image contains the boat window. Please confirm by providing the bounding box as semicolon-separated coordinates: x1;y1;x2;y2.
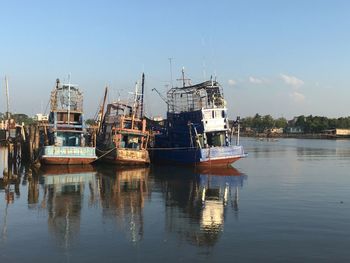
221;110;225;118
125;136;140;149
212;111;215;119
74;113;80;123
206;132;225;147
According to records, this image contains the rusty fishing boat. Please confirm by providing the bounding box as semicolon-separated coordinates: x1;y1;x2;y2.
96;74;150;165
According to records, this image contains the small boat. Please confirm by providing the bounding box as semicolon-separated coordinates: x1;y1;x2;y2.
96;74;150;165
40;79;97;165
151;71;247;167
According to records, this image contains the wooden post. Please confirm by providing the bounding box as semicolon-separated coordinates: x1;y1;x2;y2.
43;122;49;146
35;124;40;153
29;125;34;162
13;140;18;161
21;126;29;161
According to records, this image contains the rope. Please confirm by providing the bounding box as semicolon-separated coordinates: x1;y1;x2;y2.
92;146;118;163
93;145;198;163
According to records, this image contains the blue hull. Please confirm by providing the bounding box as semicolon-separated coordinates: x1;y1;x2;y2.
152;145;246;166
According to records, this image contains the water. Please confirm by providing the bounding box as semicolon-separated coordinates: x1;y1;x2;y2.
1;138;350;262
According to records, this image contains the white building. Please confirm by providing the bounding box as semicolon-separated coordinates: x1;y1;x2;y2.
34;113;49;121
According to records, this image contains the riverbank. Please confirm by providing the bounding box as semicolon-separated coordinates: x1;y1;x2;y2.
240;132;350;140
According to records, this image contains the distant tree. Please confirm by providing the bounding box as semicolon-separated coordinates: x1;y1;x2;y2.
11;113;34;125
337;117;350;128
262;115;274;129
85;119;97;126
241;116;253;128
241;114;350;134
275;117;288;129
295;115;306;128
252;113;263;132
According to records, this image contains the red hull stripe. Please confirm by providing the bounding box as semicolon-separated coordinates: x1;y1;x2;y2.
41;157;96;165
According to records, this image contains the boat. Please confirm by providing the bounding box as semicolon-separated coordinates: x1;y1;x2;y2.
40;79;97;165
151;71;247;167
96;74;150;165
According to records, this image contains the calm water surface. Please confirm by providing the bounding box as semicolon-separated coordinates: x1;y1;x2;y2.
1;138;350;262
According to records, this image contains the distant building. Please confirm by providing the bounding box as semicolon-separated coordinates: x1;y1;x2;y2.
285;127;304;134
269;128;284;134
34;113;49;121
323;129;350;137
152;116;164;122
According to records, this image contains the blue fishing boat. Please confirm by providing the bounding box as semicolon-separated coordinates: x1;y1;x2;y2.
151;72;246;167
40;79;97;165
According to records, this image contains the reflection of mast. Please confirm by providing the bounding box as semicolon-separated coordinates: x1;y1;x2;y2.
98;167;150;243
1;193;9;242
42;168;96;248
160;165;246;247
233;186;239;211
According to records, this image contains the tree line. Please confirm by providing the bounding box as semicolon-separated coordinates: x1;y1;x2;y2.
0;112;34;125
240;114;350;133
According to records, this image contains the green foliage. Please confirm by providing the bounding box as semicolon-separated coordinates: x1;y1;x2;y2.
275;117;288;129
241;114;350;134
85;119;97;126
241;114;287;132
11;113;35;125
0;112;34;125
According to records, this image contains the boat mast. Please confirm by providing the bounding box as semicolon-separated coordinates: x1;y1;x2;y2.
181;67;185;88
140;73;145;118
4;76;10;120
176;67;190;88
168;58;174;89
132;81;139;116
67;74;71;125
97;86;108;134
131;82;139;130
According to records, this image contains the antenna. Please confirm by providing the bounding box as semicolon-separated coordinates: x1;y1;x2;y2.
202;58;207;80
176;67;191;88
168;58;174;89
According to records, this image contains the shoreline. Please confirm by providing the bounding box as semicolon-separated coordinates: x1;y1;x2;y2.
240;133;350;140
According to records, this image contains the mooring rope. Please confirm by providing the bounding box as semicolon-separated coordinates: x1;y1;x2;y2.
92;146;118;163
93;145;200;163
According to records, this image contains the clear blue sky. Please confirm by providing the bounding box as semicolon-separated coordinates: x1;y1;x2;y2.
1;0;349;119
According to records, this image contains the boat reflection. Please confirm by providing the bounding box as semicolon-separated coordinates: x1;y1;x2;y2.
195;166;246;235
0;146;22;203
157;165;247;247
96;166;151;243
39;165;97;248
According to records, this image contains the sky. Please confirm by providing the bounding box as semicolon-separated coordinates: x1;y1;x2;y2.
0;0;350;120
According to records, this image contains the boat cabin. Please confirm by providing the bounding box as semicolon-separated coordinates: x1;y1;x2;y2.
164;80;230;149
48;79;85;147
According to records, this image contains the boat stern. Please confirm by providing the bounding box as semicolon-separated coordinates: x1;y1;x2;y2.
41;146;97;165
198;145;247;166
